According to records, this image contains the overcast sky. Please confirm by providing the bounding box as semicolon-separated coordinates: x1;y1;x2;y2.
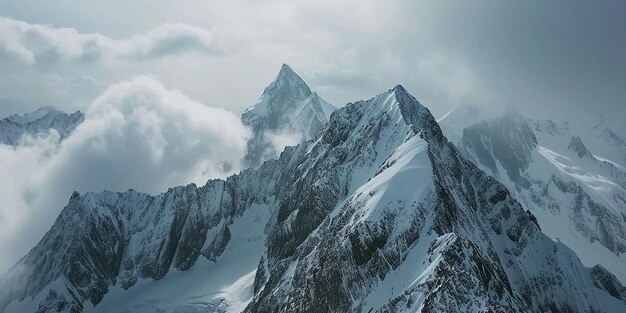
1;0;624;119
0;1;625;271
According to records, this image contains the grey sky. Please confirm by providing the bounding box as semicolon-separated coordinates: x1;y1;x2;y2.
1;0;623;119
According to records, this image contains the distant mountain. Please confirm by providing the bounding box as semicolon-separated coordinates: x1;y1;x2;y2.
2;86;624;313
241;64;336;168
441;107;626;284
0;106;84;145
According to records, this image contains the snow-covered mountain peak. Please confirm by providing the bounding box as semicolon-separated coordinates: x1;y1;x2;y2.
0;106;84;145
276;63;308;87
389;85;435;126
268;63;311;97
345;85;431;124
241;64;335;168
390;84;407;94
461;109;537;181
243;63;311;117
320;86;428;146
6;106;61;124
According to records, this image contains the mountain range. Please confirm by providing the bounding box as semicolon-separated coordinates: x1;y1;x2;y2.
441;106;626;284
0;106;84;146
1;65;625;313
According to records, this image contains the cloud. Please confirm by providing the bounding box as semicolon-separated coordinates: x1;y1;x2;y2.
0;132;61;247
0;6;490;119
2;0;626;119
0;76;251;271
307;67;372;90
0;17;222;65
121;23;222;60
263;129;303;160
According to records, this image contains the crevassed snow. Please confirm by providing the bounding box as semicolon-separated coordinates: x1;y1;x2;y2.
537;145;625;213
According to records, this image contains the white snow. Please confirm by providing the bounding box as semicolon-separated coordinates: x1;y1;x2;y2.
82;202;271;313
537;145;625;213
358;228;439;312
351;135;431;226
594;154;626;170
442;107;626;285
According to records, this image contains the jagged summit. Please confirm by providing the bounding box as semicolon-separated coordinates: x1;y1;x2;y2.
6;106;61;124
389;85;436;129
0;106;84;145
340;84;444;146
461;109;537;183
391;84;408;94
241;64;335;168
272;63;310;91
568;136;594;158
277;63;305;83
243;64;311;117
269;63;311;93
350;85;426;116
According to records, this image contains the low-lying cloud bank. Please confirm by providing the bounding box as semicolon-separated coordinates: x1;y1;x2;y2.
0;76;251;271
0;17;222;65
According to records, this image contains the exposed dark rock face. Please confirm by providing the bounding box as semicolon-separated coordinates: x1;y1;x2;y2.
35;282;83;313
590;265;626;300
461;110;537;184
378;235;522;313
568;136;594;158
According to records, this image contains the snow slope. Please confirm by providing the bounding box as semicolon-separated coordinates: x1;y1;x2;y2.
443;107;626;284
241;64;336;168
